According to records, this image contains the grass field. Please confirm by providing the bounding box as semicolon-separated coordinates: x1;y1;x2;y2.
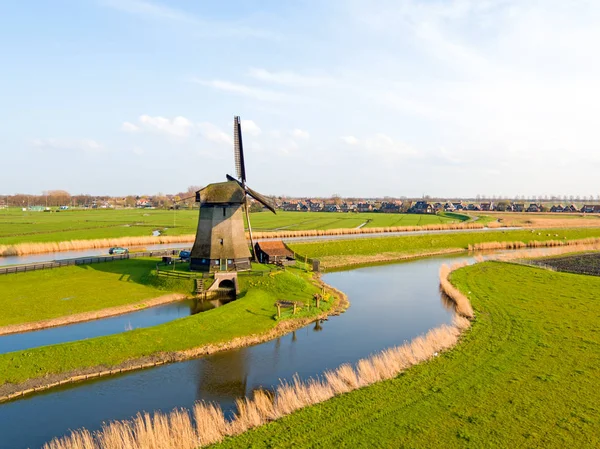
288;227;600;266
0;259;193;327
0;263;325;387
214;261;600;448
0;208;466;245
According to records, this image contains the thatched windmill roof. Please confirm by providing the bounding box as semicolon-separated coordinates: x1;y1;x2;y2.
198;181;246;205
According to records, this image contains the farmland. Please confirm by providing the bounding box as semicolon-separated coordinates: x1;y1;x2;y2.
535;252;600;276
0;258;192;327
215;261;600;448
0;208;466;245
287;227;600;266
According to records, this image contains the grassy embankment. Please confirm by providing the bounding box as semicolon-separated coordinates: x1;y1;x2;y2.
0;262;331;390
0;209;465;246
288;227;600;268
0;258;192;328
214;261;600;448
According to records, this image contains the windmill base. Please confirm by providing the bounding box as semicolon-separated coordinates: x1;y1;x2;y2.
190;257;251;272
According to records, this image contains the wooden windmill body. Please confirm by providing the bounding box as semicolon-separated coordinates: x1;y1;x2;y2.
190;117;275;272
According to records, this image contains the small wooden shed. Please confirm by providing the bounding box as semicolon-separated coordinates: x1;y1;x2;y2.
254;241;295;265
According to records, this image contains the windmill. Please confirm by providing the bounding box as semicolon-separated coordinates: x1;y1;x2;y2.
189;116;276;272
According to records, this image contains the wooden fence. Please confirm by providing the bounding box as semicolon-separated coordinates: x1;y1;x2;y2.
0;248;189;276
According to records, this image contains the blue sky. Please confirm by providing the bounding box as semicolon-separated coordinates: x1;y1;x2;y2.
2;0;600;198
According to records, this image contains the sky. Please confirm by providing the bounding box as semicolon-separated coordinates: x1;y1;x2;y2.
1;0;600;198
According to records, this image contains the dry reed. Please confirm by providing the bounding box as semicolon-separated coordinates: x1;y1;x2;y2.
468;237;600;252
439;263;474;318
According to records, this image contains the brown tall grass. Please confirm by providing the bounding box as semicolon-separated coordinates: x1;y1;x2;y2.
0;235;195;257
42;314;472;449
468;237;600;251
439;263;474;319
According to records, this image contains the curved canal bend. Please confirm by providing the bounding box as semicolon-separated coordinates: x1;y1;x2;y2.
0;255;471;449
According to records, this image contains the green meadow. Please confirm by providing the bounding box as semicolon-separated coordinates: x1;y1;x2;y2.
0;258;193;326
0;208;465;245
288;227;600;262
215;262;600;448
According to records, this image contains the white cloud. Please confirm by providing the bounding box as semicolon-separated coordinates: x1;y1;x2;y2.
121;122;140;132
291;129;310;139
132;146;144;156
341;136;359;145
197;122;233;146
248;68;334;88
363;134;418;157
193;79;298;103
138;115;193;137
241;120;262;136
30;138;104;152
101;0;276;39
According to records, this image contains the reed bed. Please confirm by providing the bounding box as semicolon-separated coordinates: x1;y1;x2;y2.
0;235;195;257
468;236;600;251
42;315;472;449
438;263;474;319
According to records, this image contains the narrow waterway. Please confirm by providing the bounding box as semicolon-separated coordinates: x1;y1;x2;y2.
0;298;235;354
0;255;463;449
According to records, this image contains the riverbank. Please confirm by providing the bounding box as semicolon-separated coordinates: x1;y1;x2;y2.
0;292;187;336
0;267;346;403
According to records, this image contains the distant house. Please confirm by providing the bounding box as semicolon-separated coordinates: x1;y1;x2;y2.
282;202;300;211
340;203;357;213
495;202;512;212
513;203;525;212
308;202;323;212
467;203;481;211
452;202;465;210
325;204;341;212
357;203;373;213
550;204;564;213
581;205;600;213
480;202;494;211
564;204;578;213
380;201;401;213
299;203;309;212
136;199;153;208
411;201;434;214
254;241;295;266
527;203;541;212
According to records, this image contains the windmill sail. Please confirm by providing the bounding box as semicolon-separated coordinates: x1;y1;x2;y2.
226;174;276;213
233;116;246;182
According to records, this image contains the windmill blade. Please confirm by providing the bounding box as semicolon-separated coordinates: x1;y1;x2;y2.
226;174;276;214
233;116;247;182
244;184;276;214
